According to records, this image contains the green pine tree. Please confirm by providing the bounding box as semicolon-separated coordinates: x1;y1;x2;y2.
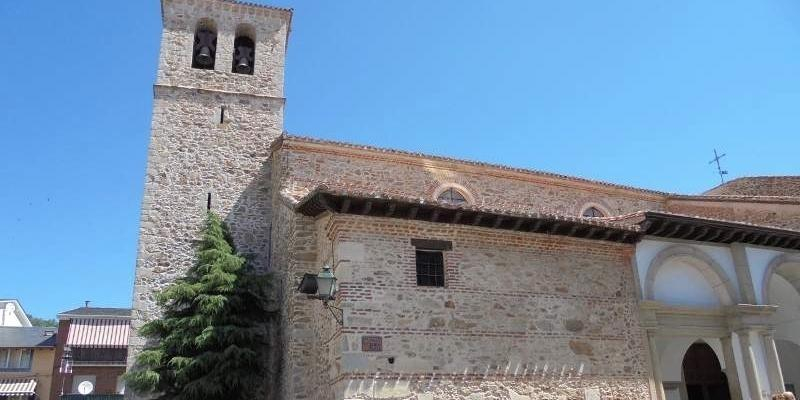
125;212;277;400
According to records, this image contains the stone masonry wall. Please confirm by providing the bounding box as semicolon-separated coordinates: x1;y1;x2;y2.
277;140;665;218
319;214;651;400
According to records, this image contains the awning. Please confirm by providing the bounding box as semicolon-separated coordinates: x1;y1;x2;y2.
66;318;130;348
0;378;37;396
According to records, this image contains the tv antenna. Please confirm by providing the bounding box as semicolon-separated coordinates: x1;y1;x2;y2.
708;149;728;183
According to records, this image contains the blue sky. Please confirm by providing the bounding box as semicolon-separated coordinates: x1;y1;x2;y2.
1;1;798;319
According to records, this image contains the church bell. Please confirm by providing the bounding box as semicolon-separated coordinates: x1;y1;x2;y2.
192;28;217;69
232;36;255;74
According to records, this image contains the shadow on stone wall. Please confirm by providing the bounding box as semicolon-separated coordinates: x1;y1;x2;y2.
223;157;283;400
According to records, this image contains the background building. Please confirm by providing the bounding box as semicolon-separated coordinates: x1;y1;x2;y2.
0;300;56;400
130;1;800;399
0;300;33;328
51;307;130;400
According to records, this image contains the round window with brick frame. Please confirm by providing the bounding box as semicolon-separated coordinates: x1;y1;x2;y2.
582;206;605;218
437;187;468;206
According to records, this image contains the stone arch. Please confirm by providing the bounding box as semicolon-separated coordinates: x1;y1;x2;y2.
432;182;475;206
645;245;738;306
762;254;800;304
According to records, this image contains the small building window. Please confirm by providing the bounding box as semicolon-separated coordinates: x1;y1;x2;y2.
582;207;605;218
192;20;217;70
438;188;467;206
416;250;445;287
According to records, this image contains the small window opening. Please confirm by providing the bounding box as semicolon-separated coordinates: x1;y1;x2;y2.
438;188;467;206
192;20;217;70
582;207;605;218
219;106;226;124
415;250;445;287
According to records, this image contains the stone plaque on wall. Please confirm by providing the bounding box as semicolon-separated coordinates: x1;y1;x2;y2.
361;336;383;352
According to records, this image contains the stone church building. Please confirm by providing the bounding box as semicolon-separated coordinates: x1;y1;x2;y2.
130;0;800;399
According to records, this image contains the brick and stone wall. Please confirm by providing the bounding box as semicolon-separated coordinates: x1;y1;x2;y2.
276;138;666;218
295;213;652;400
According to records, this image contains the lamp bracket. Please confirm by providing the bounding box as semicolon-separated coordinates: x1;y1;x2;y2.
323;301;344;326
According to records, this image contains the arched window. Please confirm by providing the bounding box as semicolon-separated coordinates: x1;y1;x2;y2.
232;25;255;75
437;188;467;206
192;19;217;70
582;207;605;218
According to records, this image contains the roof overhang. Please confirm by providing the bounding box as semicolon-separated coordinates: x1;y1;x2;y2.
296;190;642;244
630;212;800;250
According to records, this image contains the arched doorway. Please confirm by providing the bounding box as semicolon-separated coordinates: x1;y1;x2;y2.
682;342;731;400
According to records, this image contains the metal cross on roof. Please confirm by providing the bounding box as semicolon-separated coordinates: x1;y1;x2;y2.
708;149;729;184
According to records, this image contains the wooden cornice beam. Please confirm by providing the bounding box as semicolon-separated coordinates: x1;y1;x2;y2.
678;225;697;239
664;223;683;238
431;209;440;223
452;211;463;224
361;201;372;215
512;218;524;231
493;216;504;228
472;214;483;226
650;220;669;236
385;203;396;217
566;224;580;236
705;228;723;242
316;194;333;212
693;227;709;241
408;206;418;219
340;198;351;214
719;229;738;243
529;219;544;232
548;222;562;234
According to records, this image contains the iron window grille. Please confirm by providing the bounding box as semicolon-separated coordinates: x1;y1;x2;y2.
415;249;445;287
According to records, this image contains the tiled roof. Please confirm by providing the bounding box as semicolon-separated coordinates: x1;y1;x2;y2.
0;327;57;348
58;307;131;319
218;0;292;13
703;176;800;197
279;135;800;204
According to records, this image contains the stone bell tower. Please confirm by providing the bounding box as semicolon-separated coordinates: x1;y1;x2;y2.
129;0;291;396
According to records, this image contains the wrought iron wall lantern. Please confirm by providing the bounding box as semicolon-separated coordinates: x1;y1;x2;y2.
297;265;343;325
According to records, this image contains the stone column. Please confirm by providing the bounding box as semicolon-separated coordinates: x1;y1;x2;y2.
647;333;666;400
722;335;744;400
761;331;785;394
737;329;765;400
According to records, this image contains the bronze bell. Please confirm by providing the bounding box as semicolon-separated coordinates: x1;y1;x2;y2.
232;37;255;74
192;28;217;69
196;46;213;66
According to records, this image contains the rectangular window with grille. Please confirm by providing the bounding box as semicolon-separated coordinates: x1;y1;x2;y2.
415;250;445;287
